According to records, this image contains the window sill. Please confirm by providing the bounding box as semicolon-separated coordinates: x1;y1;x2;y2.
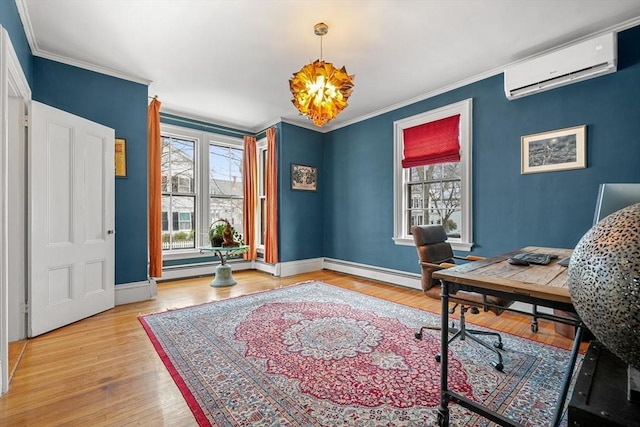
162;249;211;261
392;236;473;252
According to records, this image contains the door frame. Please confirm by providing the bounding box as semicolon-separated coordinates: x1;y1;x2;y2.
0;25;31;394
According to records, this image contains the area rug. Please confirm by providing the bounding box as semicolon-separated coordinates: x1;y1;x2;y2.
139;281;580;426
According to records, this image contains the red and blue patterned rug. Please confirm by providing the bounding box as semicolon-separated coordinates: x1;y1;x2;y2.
139;281;580;426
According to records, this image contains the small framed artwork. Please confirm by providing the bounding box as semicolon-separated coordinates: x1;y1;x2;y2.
521;125;586;174
291;163;317;191
115;137;127;177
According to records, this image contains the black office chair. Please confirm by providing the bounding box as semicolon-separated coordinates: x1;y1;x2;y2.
412;225;514;371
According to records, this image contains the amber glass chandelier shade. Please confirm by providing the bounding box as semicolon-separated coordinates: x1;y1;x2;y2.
289;23;355;127
289;60;354;127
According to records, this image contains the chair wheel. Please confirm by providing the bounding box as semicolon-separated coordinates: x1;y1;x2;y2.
435;354;441;363
414;332;423;340
494;341;503;350
493;362;504;371
531;323;539;333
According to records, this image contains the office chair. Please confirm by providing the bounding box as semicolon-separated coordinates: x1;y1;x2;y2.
411;225;513;371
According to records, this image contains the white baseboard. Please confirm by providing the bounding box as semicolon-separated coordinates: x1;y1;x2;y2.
323;258;421;291
115;279;158;305
160;260;253;282
253;260;279;276
511;302;553;315
280;258;324;277
155;256;418;290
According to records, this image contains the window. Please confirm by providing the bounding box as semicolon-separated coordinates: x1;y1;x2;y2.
393;98;473;251
160;124;243;256
256;138;267;248
161;135;196;251
209;143;243;236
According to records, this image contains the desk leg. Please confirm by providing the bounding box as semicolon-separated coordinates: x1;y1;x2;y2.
437;280;450;427
551;325;583;427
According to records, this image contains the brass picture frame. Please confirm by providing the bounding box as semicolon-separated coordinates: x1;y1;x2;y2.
115;137;127;177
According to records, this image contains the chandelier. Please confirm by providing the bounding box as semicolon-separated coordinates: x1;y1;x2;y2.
289;23;355;127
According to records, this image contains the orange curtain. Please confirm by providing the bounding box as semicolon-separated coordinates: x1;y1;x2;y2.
242;135;258;260
147;98;162;278
265;127;279;264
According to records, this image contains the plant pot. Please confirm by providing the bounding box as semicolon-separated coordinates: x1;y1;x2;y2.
211;236;224;247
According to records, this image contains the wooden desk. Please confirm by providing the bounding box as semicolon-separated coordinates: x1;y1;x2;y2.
432;246;584;427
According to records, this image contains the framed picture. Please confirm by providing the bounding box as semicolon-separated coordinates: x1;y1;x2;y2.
115;137;127;177
291;163;317;191
521;125;586;174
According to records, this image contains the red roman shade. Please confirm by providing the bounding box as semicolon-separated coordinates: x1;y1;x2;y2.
402;114;461;168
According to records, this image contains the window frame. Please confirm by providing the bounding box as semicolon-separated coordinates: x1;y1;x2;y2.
392;98;473;251
256;137;267;252
160;132;198;253
160;123;244;261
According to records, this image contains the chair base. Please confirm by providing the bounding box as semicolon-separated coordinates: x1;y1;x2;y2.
414;323;457;340
416;305;505;371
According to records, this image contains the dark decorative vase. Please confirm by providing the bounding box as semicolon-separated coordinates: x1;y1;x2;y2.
568;203;640;369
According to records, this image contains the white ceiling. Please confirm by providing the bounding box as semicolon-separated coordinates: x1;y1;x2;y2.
16;0;640;133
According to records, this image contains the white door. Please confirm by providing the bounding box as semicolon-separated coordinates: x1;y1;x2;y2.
29;101;115;337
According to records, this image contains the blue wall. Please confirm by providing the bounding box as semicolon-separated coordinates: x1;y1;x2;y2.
323;25;640;276
33;58;149;285
279;122;325;262
0;0;32;85
4;1;639;284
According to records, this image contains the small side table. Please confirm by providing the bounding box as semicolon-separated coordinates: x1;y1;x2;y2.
199;245;248;287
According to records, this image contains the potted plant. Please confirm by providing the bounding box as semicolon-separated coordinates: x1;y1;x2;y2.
209;219;242;247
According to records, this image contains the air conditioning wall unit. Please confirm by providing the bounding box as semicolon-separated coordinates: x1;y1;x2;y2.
504;32;617;100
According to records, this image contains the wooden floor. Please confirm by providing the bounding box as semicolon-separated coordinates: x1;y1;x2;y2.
1;270;582;426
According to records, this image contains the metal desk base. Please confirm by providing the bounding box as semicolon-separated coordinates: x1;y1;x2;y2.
437;280;584;427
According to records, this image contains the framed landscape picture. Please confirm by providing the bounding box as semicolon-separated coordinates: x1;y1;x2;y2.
291;163;317;191
521;125;586;174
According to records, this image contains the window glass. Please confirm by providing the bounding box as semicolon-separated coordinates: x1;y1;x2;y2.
161;137;196;251
257;142;267;247
209;144;243;235
393;99;473;251
160;124;244;255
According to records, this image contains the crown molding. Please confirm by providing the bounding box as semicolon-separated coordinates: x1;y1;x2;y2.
35;50;152;85
324;17;640;133
15;0;151;85
13;1;640;132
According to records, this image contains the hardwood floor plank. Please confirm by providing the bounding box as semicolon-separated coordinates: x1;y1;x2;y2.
0;270;583;426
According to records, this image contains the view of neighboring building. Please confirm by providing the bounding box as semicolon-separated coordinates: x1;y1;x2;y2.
161;134;243;250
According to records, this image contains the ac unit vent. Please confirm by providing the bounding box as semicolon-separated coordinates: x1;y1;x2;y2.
505;32;617;100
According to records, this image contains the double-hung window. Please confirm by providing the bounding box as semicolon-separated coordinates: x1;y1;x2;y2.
161;135;196;251
208;143;243;236
160;123;244;256
393;98;473;251
256;138;267;249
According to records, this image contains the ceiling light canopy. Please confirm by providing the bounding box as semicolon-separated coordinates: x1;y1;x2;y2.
289;23;355;127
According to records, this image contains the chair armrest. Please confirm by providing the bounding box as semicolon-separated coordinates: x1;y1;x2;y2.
419;261;447;270
419;261;457;270
453;255;485;262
